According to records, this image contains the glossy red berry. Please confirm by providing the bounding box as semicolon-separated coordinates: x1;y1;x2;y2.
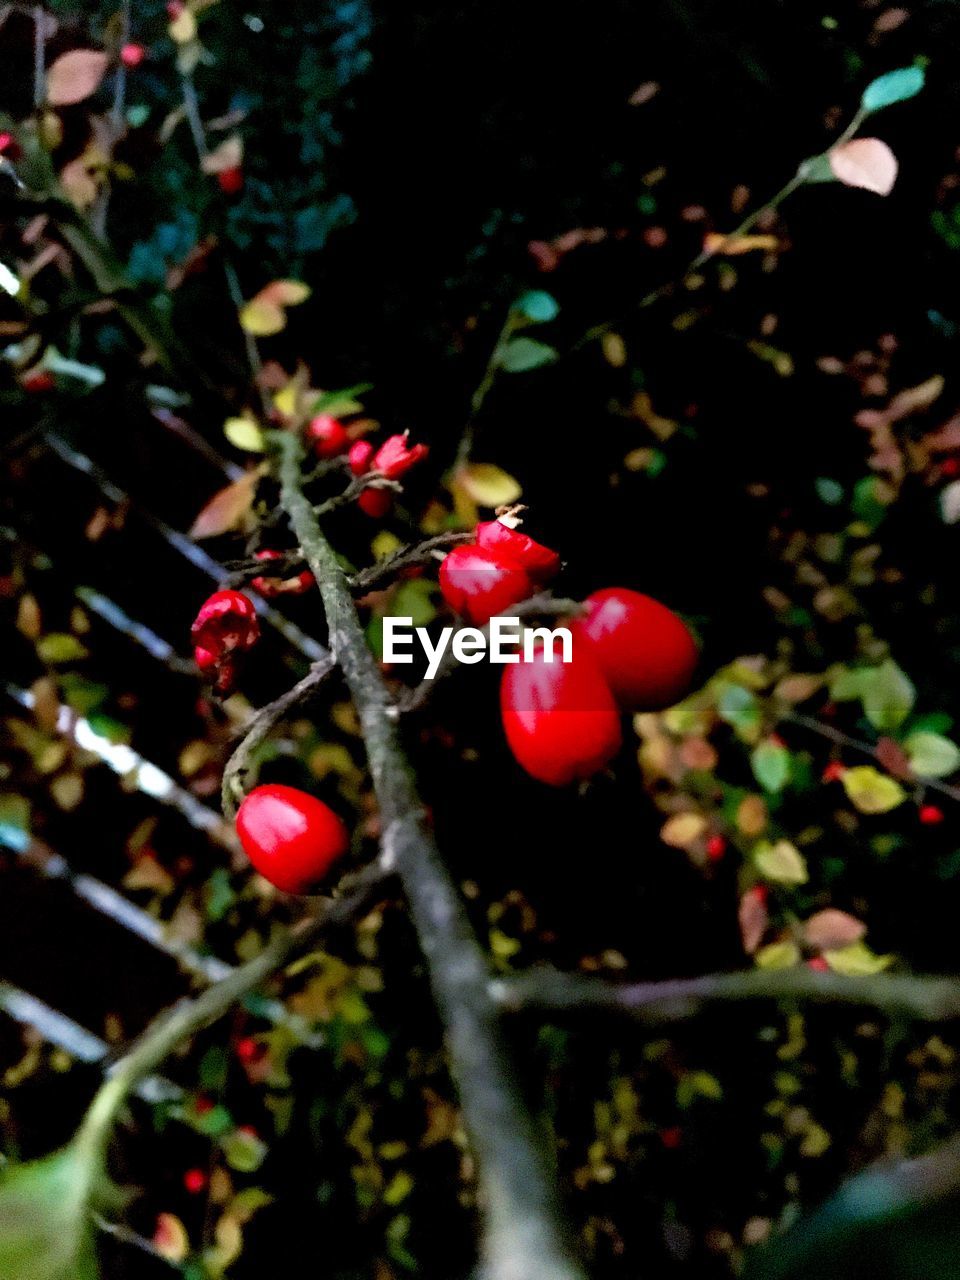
348;440;375;475
307;413;349;458
476;519;560;583
358;487;393;519
919;803;945;826
236;784;349;893
217;166;244;195
183;1168;208;1195
120;42;146;67
500;642;622;786
250;549;313;597
372;433;428;479
573;587;698;711
439;544;534;625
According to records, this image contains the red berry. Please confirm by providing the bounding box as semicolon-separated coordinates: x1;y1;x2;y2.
919;804;945;826
372;433;428;479
307;414;349;458
439;544;534;626
191;590;259;693
659;1127;682;1150
943;458;960;478
235;1036;262;1064
821;761;846;783
167;0;184;15
120;42;146;67
0;131;22;160
806;956;830;972
217;166;244;195
348;440;375;476
194;1095;214;1115
705;834;726;861
183;1168;207;1194
251;549;313;597
500;641;622;786
22;371;55;393
476;519;560;583
573;587;698;710
358;487;393;519
236;784;349;893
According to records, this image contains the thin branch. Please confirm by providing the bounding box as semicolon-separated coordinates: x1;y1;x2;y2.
272;430;586;1280
76;859;391;1160
221;656;337;820
455;306;520;469
349;530;473;593
314;471;401;516
493;966;960;1025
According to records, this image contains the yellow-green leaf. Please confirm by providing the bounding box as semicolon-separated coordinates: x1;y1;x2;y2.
239;298;285;336
755;939;801;970
824;940;894;976
456;463;522;507
754;839;808;887
841;765;906;814
223;416;265;452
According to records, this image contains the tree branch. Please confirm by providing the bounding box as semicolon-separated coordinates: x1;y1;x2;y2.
349;530;473;593
272;430;586;1280
493;967;960;1025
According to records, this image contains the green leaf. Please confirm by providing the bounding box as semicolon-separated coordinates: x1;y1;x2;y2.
904;732;960;779
515;290;559;323
310;383;373;416
841;765;907;814
223;417;265;452
751;739;791;793
815;477;844;505
861;65;925;114
392;579;437;628
222;1128;267;1173
500;337;559;373
754;839;808;887
36;634;88;664
824;940;893;976
755;940;801;970
0;1147;109;1280
860;659;915;732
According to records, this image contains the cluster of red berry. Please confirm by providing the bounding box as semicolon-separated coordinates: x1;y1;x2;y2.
439;516;699;785
308;413;429;517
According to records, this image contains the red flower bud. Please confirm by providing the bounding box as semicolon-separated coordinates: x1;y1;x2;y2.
372;433;428;479
251;549;313;597
439;544;534;625
120;42;146;67
348;440;375;476
500;641;622;786
476;519;560;582
307;414;349;458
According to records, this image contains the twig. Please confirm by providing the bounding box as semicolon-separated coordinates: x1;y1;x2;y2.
75;859;391;1162
455;306;520;469
349;530;473;592
314;471;401;517
272;430;586;1280
493;967;960;1024
221;656;337;820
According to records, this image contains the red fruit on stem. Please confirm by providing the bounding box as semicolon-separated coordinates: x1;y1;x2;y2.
251;549;312;597
235;784;349;893
821;761;846;783
439;544;534;625
120;42;146;67
348;440;375;476
500;641;622;786
307;413;349;458
919;804;945;826
573;587;698;710
183;1169;208;1195
217;166;244;195
372;433;428;479
476;519;560;582
358;487;393;519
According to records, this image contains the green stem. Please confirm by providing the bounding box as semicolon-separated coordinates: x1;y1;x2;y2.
273;430;586;1280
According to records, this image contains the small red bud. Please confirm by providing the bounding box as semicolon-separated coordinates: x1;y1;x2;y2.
120;42;147;67
821;761;847;783
217;166;244;195
183;1168;208;1195
348;439;375;476
193;1095;214;1115
235;1036;262;1064
919;804;945;826
806;956;830;972
705;834;726;861
0;131;22;159
659;1127;682;1150
22;371;55;393
307;414;349;458
372;432;428;479
942;458;960;478
251;550;312;597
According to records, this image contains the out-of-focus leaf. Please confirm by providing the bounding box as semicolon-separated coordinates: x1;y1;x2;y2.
169;6;197;42
239;281;310;336
829;139;898;196
755;940;801;969
222;1128;267;1174
456;463;522;507
904;731;960;779
841;766;907;814
36;634;88;664
46;50;108;106
189;472;259;538
754;840;808;887
739;887;769;954
941;480;960;525
861;65;925;113
500;337;558;372
703;232;781;255
153;1213;189;1263
516;290;559;323
223;416;265;452
660;812;708;848
752;739;791;792
0;1146;111;1280
200;134;243;174
803;910;866;951
392;578;437;627
824;940;893;975
860;660;915;732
